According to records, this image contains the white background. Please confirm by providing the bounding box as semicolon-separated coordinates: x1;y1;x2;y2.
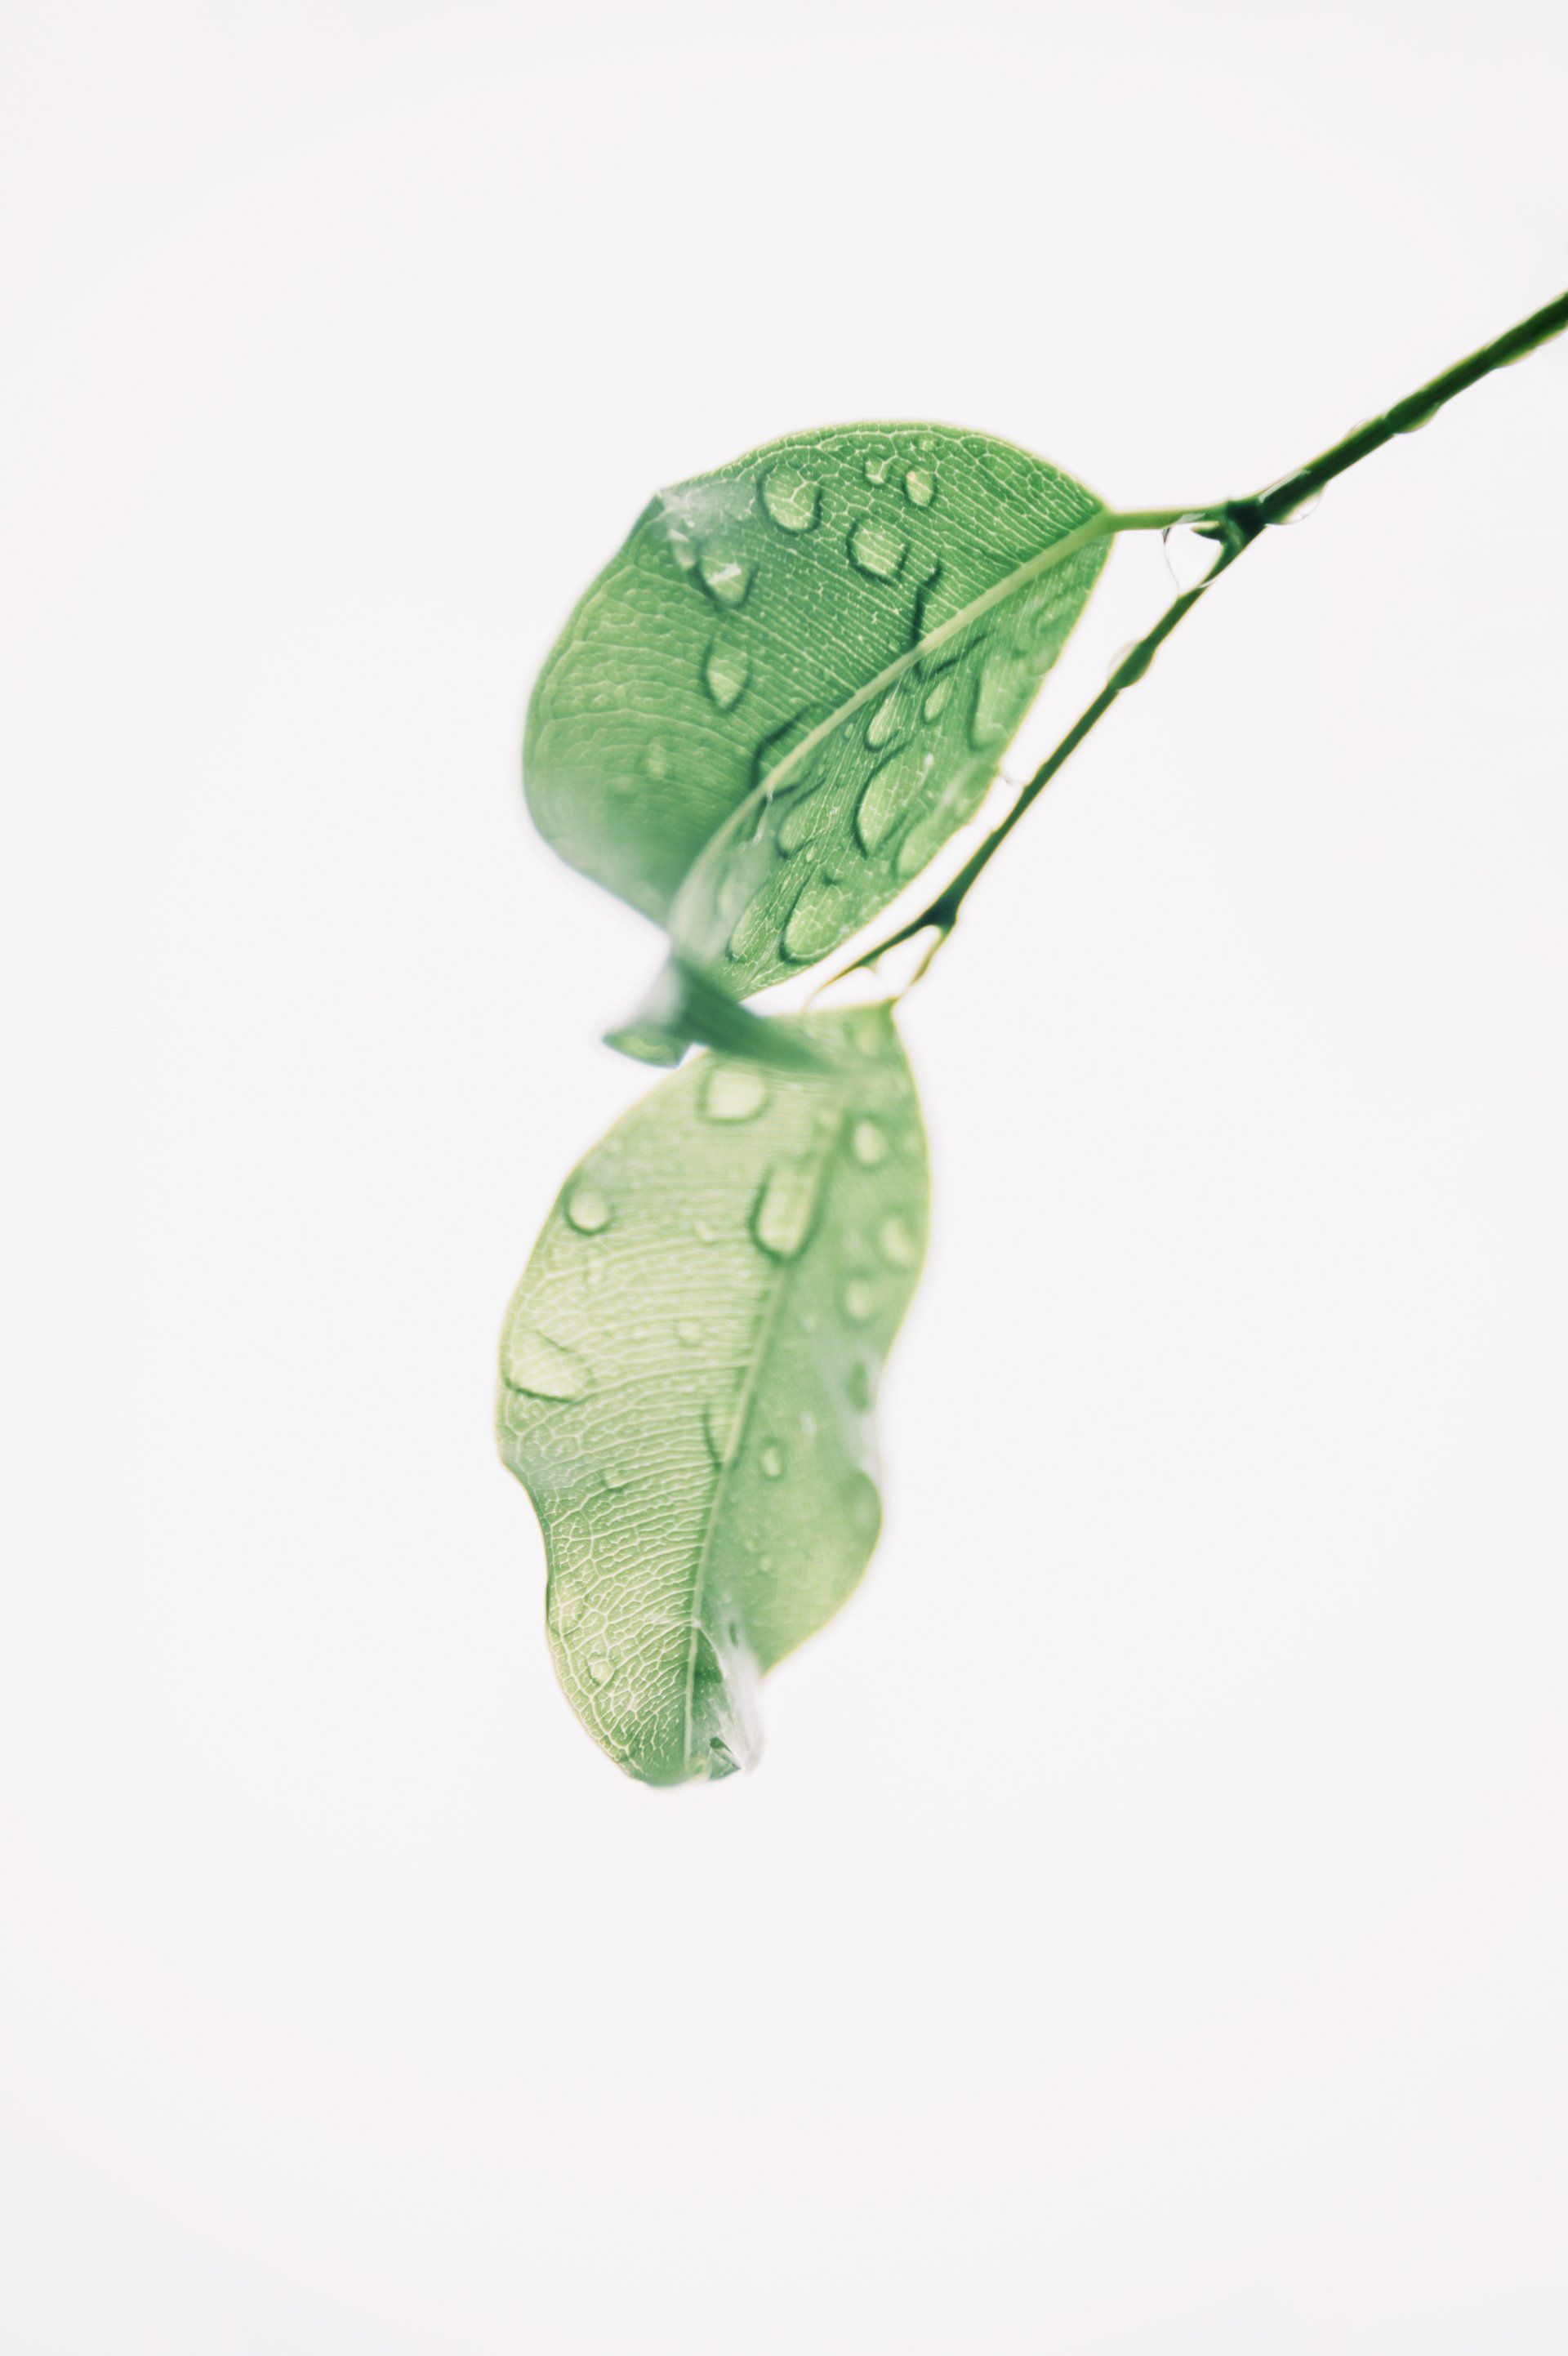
3;4;1566;2349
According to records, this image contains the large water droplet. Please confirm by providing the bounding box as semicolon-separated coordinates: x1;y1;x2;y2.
565;1185;612;1233
752;1163;817;1260
849;517;907;580
921;673;954;721
855;741;932;855
903;464;936;506
728;877;780;962
702;1065;768;1122
842;1277;877;1324
851;1119;888;1166
762;465;820;532
760;1442;786;1480
878;1212;918;1267
700;547;752;606
782;875;849;963
777;786;829;856
704;630;751;710
504;1328;594;1402
865;685;909;750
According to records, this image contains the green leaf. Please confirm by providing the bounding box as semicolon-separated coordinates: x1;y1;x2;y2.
524;425;1109;979
497;1004;928;1784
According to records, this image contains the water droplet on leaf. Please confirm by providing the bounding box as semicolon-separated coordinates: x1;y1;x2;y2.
700;548;751;606
849;517;907;580
921;673;953;720
702;1066;768;1122
752;1164;817;1260
878;1213;918;1268
505;1328;594;1402
851;1119;888;1165
565;1186;612;1233
782;876;849;963
676;1319;703;1347
760;1443;786;1480
587;1655;613;1685
842;1277;877;1324
904;464;936;506
762;465;821;532
704;630;751;710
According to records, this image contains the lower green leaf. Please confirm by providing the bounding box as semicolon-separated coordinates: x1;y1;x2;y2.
497;1004;929;1784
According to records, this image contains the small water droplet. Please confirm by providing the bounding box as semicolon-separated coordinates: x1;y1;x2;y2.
903;464;936;506
702;1065;768;1122
704;630;751;710
704;1392;746;1467
752;1164;817;1260
1107;639;1155;687
700;547;751;606
878;1212;918;1268
676;1318;703;1347
760;1442;786;1480
862;448;895;486
849;517;907;580
643;737;672;781
921;673;953;721
587;1655;613;1685
844;1470;880;1539
851;1119;888;1166
667;528;699;572
504;1328;594;1402
970;648;1021;746
761;465;821;532
603;1467;630;1491
1261;474;1322;524
565;1185;612;1233
843;1277;877;1324
782;875;849;963
845;1360;873;1410
693;1218;717;1244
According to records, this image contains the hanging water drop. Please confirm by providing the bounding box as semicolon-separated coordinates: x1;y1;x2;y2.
1161;519;1227;592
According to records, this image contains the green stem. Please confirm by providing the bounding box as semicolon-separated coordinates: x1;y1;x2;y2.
847;286;1568;985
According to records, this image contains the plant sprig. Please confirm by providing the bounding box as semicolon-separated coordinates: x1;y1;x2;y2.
501;289;1566;1784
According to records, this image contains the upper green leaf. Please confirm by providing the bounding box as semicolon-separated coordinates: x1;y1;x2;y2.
524;425;1109;984
497;1004;928;1785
